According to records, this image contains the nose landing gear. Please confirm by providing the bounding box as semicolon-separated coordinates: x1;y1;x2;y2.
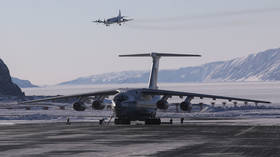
114;118;131;125
145;118;161;125
114;118;161;125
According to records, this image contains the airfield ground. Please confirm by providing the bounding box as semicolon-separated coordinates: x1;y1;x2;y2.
1;119;280;157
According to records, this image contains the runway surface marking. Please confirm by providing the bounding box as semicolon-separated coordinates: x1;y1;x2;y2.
1;122;280;157
234;126;256;136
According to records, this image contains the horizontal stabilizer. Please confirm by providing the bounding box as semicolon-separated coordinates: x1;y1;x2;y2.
119;53;201;57
119;52;201;89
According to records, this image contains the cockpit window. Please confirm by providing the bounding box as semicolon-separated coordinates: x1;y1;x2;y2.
113;94;129;104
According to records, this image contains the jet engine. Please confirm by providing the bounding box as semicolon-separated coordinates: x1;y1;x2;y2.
180;96;193;112
180;101;192;111
73;102;86;111
156;100;169;110
92;100;105;110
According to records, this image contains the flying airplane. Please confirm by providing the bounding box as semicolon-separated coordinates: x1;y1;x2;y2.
21;53;271;124
93;10;133;26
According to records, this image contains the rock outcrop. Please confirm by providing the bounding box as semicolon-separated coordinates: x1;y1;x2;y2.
0;58;24;97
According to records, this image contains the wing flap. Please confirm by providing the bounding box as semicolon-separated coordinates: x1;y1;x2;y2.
142;89;271;104
20;89;119;104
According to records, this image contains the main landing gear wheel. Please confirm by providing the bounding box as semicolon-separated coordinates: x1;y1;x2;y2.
145;118;161;125
114;118;131;125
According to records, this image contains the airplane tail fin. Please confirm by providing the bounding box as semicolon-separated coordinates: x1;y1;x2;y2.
119;52;201;89
118;9;121;17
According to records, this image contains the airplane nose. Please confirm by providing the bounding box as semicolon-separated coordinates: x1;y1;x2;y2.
114;100;122;107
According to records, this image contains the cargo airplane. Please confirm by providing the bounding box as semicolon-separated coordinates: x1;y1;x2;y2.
93;10;133;26
21;53;271;124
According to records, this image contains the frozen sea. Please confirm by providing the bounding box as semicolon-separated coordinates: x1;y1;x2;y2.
1;82;280;124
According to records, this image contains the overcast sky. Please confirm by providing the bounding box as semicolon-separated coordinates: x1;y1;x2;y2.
1;0;280;85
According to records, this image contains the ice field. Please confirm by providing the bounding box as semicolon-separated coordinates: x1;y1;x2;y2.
1;82;280;124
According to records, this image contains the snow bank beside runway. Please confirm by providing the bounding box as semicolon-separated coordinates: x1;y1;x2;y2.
1;103;280;123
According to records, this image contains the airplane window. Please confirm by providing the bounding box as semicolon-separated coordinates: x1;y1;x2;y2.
114;94;129;104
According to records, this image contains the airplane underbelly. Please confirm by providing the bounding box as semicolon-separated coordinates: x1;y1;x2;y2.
136;102;155;109
115;104;156;121
108;19;117;23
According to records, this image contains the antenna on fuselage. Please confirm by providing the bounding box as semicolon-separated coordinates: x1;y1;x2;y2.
119;52;201;89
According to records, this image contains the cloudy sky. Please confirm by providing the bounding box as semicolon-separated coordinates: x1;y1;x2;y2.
1;0;280;85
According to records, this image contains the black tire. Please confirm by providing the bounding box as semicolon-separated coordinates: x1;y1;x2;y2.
114;118;131;125
145;118;161;125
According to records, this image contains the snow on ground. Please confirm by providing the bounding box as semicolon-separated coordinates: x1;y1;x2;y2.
1;102;280;125
1;82;279;125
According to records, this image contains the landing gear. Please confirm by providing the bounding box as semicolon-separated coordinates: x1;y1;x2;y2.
145;118;161;125
114;118;161;125
114;118;131;125
66;117;71;125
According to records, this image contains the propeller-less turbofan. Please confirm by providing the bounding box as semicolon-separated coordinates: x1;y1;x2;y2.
21;52;271;125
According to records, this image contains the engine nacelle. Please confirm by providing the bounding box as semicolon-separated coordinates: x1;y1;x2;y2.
73;102;86;111
180;101;192;111
156;100;169;110
92;100;105;110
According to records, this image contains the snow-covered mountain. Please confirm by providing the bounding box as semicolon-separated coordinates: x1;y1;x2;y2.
60;71;148;85
11;77;38;88
59;48;280;85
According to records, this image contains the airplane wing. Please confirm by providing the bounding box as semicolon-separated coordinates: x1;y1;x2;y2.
93;19;105;24
20;89;120;104
141;89;271;104
122;18;133;22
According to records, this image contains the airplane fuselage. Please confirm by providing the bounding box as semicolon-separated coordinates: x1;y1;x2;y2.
113;89;160;121
105;16;123;26
94;10;132;26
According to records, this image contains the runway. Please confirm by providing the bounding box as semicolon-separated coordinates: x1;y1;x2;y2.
1;120;280;157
